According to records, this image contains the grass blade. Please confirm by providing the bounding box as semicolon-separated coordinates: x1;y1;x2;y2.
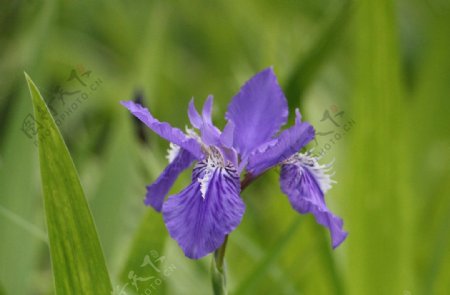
25;74;112;295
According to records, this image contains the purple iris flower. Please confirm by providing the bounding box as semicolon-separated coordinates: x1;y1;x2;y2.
121;67;347;259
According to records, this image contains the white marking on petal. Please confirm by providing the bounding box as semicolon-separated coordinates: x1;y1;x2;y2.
285;152;336;193
186;125;210;154
196;147;226;199
199;170;212;199
185;126;201;141
197;157;215;199
166;143;180;163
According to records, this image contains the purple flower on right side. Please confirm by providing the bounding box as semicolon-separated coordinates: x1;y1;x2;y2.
277;152;347;248
122;67;347;259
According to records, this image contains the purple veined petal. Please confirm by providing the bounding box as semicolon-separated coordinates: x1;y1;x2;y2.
280;157;347;248
247;109;315;176
145;148;196;212
162;159;245;259
225;67;289;158
188;98;203;129
121;100;203;159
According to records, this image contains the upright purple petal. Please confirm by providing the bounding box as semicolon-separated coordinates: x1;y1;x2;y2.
200;123;221;147
220;121;235;148
188;98;202;129
121;100;203;159
199;96;221;146
247;109;315;176
225;67;288;157
145;148;196;212
219;121;239;167
280;156;347;248
162;160;245;259
187;96;222;147
202;95;214;124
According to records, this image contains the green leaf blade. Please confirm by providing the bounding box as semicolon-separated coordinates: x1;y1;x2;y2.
25;74;112;295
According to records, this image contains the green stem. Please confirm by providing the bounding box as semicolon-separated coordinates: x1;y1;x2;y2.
215;235;228;271
211;246;227;295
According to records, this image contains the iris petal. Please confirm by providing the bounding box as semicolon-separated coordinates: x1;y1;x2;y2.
186;97;221;147
220;120;235;148
200;123;221;146
202;95;214;125
188;98;202;129
162;160;245;259
200;96;221;146
247;109;314;176
121;100;203;159
225;67;289;158
280;158;347;248
145;148;196;212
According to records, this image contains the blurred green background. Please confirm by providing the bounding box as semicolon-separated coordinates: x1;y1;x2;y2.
0;0;449;294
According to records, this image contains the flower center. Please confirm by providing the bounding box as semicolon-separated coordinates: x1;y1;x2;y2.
193;146;238;199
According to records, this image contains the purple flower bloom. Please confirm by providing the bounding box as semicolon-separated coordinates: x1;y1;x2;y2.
121;67;347;259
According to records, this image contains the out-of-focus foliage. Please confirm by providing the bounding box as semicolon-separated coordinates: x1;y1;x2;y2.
0;0;449;294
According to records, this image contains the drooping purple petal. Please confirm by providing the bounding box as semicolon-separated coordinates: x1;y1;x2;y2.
247;109;315;176
162;160;245;259
145;148;196;212
121;100;203;159
225;67;289;157
280;159;347;248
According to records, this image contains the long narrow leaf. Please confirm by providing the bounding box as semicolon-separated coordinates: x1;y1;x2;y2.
25;74;112;295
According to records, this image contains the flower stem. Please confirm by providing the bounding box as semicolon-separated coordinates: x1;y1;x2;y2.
215;235;228;271
240;173;254;191
212;237;228;295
